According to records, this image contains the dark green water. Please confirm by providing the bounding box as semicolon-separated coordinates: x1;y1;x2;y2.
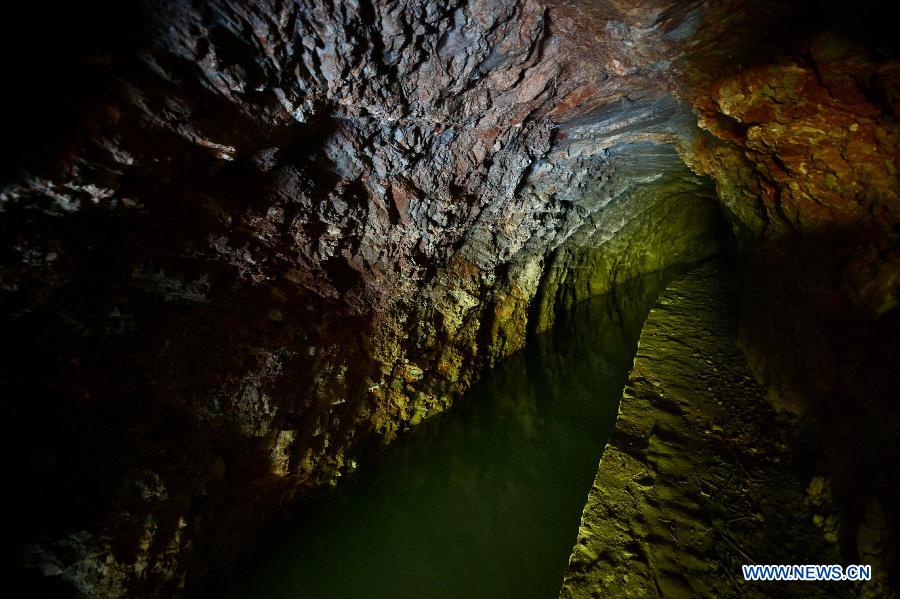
231;269;677;599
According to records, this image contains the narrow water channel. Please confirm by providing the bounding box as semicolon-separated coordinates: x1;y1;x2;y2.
230;267;682;599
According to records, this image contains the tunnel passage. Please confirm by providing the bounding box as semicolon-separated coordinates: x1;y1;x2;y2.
226;267;689;599
2;0;899;596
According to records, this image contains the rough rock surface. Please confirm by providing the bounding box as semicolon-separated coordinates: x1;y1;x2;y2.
675;2;900;584
2;1;722;594
559;261;866;598
1;0;898;595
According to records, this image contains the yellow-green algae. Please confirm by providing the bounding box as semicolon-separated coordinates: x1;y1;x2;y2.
369;171;724;443
534;172;723;333
230;269;683;599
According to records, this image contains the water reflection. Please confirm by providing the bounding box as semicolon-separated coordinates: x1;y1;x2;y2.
230;267;682;599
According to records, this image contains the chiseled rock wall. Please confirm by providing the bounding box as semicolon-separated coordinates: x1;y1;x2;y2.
533;142;722;333
1;0;897;595
2;1;722;595
684;17;900;315
674;1;900;580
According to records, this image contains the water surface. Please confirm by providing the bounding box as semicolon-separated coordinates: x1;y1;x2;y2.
232;269;677;599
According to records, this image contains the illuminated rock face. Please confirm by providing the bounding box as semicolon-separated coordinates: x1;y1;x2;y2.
1;0;897;595
685;25;900;315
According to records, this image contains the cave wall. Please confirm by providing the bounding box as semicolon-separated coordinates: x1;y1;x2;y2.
2;1;723;594
1;0;898;595
533;142;722;333
673;0;900;582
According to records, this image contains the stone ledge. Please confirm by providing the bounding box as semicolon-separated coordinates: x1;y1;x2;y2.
559;261;849;599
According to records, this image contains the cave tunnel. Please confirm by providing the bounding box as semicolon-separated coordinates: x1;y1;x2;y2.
1;0;899;597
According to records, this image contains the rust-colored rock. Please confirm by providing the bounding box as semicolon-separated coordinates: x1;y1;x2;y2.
2;0;898;595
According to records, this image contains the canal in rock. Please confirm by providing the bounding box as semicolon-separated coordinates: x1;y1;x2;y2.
229;268;685;599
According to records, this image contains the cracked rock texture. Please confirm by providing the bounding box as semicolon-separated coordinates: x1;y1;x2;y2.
1;0;898;596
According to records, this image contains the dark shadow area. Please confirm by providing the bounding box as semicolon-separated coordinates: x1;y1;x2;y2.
735;236;900;590
0;1;149;180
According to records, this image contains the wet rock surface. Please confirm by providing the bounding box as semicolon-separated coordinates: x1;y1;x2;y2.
559;261;867;598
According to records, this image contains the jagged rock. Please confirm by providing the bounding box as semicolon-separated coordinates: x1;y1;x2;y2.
1;0;898;595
